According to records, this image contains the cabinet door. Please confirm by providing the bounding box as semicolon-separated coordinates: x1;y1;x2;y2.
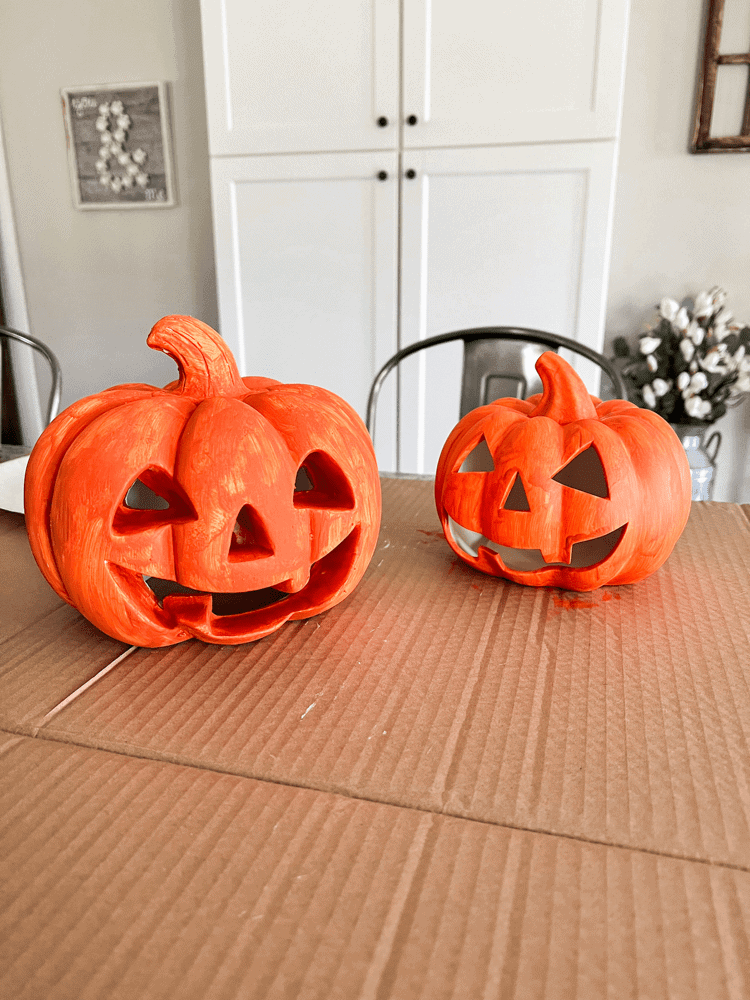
402;0;629;148
200;0;399;155
397;142;618;474
210;152;399;470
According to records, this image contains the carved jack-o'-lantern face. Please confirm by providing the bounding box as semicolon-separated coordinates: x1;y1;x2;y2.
435;352;692;591
25;316;381;646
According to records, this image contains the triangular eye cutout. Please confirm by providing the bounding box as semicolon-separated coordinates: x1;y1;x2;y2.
502;473;530;511
293;451;355;510
124;479;170;511
552;446;609;498
229;505;274;561
459;436;495;473
114;468;197;533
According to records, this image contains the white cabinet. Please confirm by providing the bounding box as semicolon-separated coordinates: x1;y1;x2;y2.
398;142;618;473
200;0;400;155
200;0;630;473
210;152;400;469
402;0;630;148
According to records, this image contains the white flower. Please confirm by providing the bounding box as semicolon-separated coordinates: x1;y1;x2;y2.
642;383;657;408
120;174;133;189
685;395;712;419
646;354;658;372
700;349;724;373
113;128;126;143
110;176;123;193
715;307;733;328
135;171;149;187
110;100;124;115
117;152;131;166
98;172;111;187
95;117;108;132
652;378;671;397
710;287;727;310
674;307;690;332
693;290;714;318
659;298;679;322
690;372;708;392
126;162;140;176
98;102;110;116
680;338;695;362
688;321;704;346
640;335;661;355
676;371;690;391
132;148;147;165
95;159;108;173
116;114;131;129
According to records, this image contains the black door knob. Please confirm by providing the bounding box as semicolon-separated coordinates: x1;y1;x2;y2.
377;116;388;127
405;169;416;179
406;115;418;126
377;170;388;181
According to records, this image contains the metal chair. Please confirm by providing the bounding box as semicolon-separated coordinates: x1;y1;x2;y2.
366;326;627;443
1;324;62;459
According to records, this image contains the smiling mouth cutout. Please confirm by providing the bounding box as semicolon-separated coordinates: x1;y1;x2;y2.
143;576;291;616
447;517;627;572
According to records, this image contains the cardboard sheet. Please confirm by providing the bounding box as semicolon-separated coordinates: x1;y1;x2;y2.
10;480;750;871
2;734;749;1000
3;481;750;997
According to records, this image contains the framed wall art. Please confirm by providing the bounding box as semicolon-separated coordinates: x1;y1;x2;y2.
692;0;750;152
61;81;177;208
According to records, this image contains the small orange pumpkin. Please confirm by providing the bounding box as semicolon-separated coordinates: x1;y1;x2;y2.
25;315;381;646
435;351;691;591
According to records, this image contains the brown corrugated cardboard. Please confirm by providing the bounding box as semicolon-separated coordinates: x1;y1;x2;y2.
3;478;750;997
25;481;750;870
2;733;749;1000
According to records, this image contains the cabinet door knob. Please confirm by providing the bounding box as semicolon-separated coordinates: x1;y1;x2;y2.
406;115;418;126
377;116;388;127
405;168;416;179
377;170;388;181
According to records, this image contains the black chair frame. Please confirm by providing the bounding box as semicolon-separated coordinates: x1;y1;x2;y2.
1;323;63;430
366;326;628;441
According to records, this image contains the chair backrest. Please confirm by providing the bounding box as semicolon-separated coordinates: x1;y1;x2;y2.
1;324;62;453
366;326;627;443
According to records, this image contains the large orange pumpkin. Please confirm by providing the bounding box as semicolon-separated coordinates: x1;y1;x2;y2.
435;351;691;591
25;315;381;646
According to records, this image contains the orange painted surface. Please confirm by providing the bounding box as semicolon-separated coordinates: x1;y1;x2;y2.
435;352;692;592
25;316;381;646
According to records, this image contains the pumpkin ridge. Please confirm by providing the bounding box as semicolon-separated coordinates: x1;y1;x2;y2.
147;315;247;399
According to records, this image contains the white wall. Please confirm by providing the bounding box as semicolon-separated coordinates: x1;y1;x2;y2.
605;0;750;501
0;0;218;411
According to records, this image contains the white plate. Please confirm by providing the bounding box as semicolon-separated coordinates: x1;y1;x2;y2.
0;455;29;514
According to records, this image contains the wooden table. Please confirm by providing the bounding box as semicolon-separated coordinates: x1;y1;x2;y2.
2;479;750;999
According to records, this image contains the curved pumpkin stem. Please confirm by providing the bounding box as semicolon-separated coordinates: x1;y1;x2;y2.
147;315;247;399
528;351;597;422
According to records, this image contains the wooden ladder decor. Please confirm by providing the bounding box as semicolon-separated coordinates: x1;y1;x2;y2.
692;0;750;152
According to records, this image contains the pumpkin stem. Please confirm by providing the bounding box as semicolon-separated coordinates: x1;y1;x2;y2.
528;351;597;422
147;315;247;398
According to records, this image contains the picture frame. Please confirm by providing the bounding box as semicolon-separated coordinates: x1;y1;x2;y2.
61;81;177;209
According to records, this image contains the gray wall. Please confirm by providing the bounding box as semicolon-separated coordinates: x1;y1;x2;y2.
1;0;748;498
0;0;218;410
605;0;750;501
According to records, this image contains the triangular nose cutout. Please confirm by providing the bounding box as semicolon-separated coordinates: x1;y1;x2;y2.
459;436;495;473
229;505;274;560
552;446;609;498
503;473;530;511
